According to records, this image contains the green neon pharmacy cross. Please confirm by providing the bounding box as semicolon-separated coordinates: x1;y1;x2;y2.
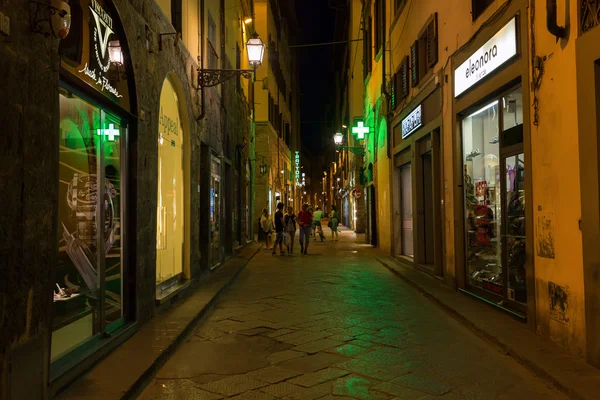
352;121;369;140
97;124;120;141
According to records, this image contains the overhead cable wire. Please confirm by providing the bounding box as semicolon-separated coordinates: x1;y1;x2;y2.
288;39;362;48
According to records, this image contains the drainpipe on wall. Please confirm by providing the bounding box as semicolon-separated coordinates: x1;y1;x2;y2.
546;0;566;39
197;0;206;121
381;2;391;160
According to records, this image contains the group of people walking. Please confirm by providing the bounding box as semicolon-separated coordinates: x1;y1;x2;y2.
260;203;339;256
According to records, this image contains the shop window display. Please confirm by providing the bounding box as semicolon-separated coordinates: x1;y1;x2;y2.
462;86;526;305
53;90;124;361
463;101;502;295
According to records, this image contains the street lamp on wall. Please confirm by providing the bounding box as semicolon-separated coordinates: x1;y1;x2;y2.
197;33;265;88
246;33;266;67
334;132;344;145
259;163;268;175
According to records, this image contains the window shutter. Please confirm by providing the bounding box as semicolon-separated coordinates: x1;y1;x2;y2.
427;13;438;68
401;56;409;99
410;40;419;87
391;73;398;110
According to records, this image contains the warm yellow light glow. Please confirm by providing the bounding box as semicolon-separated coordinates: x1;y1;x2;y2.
244;17;253;24
156;77;185;286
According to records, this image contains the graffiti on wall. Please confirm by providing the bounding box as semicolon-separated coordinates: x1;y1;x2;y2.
548;282;569;324
536;213;555;259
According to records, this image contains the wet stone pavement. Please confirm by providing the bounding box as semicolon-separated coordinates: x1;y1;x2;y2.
141;228;564;400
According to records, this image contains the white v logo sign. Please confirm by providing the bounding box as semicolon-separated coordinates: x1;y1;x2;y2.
90;7;114;59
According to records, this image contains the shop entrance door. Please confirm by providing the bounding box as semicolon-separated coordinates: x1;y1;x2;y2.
210;157;222;269
369;185;378;246
421;151;435;265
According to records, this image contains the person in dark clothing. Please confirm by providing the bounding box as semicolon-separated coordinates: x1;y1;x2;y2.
284;206;297;254
272;202;286;256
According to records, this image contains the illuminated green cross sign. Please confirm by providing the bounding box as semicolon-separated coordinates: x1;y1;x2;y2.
97;124;120;141
352;121;369;140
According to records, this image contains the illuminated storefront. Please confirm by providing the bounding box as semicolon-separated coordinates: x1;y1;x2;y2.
52;0;135;376
453;15;533;318
156;76;187;298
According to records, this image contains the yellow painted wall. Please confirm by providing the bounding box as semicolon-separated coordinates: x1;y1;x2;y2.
156;0;171;20
376;118;392;252
529;0;585;357
183;0;199;62
254;0;268;122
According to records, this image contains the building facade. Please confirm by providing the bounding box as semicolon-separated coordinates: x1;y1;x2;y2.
0;0;264;397
253;0;301;223
342;0;600;369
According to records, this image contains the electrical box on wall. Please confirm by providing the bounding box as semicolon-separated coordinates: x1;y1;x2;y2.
0;11;10;36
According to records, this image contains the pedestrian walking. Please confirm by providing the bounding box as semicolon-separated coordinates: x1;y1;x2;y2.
312;206;324;241
297;203;313;255
272;202;286;256
284;206;297;254
260;208;273;249
330;205;339;241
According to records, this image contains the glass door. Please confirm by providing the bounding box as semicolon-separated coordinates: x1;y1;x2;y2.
210;157;221;269
53;88;126;364
503;154;526;305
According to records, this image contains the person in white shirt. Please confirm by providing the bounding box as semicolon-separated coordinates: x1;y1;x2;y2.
312;207;324;240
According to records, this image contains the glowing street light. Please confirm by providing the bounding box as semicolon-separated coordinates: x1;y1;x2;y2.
334;132;343;145
246;33;265;67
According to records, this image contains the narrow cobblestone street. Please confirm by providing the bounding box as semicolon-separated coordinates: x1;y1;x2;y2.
141;227;564;400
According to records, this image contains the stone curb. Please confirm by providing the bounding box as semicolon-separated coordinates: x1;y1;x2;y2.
373;255;599;400
122;244;263;399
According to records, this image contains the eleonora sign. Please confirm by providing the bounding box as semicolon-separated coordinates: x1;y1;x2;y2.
454;17;517;97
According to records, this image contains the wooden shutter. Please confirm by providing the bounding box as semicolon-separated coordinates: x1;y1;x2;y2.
401;56;409;99
426;13;438;68
410;40;419;87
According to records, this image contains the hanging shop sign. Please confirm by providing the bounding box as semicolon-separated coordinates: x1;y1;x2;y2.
59;0;131;111
295;151;301;186
454;17;517;97
401;104;422;139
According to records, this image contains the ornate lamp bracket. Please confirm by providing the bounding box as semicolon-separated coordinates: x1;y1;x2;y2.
197;69;254;88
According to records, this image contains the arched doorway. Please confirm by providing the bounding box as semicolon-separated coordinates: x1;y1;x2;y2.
156;75;189;296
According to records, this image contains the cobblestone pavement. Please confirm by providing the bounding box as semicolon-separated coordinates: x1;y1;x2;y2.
140;229;564;400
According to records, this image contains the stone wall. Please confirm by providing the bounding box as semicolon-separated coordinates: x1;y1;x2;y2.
0;1;60;396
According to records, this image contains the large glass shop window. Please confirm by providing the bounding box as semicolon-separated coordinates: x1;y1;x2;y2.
156;78;185;288
53;89;124;361
462;86;526;304
463;101;503;295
